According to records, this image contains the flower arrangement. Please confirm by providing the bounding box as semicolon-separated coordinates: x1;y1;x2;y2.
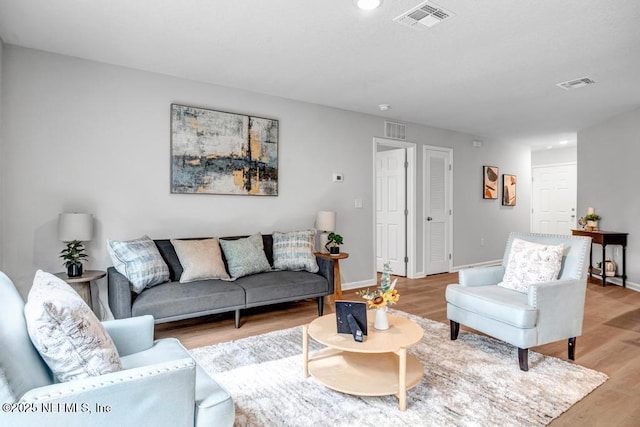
356;261;399;309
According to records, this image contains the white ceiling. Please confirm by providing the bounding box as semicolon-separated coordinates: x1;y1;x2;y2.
1;0;639;150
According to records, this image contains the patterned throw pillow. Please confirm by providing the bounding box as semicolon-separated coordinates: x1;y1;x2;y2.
24;270;122;383
498;238;565;293
170;238;231;283
107;235;170;293
272;229;319;273
219;233;272;279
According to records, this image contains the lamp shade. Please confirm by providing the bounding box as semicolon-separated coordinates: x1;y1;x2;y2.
315;211;336;232
58;213;94;242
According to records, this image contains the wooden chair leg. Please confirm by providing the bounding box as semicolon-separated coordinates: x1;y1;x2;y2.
450;320;460;340
518;348;529;371
568;337;576;360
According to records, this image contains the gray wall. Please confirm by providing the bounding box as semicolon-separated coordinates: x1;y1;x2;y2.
531;146;577;166
0;45;532;301
577;107;640;286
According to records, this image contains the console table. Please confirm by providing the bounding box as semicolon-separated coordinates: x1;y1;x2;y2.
571;230;627;287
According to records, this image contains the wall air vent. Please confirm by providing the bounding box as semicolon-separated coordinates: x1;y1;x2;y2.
556;77;596;90
393;1;455;31
384;121;407;140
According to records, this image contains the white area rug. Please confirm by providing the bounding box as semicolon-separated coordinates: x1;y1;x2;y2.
190;311;607;426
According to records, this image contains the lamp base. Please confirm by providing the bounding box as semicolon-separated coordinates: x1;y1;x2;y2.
318;232;330;254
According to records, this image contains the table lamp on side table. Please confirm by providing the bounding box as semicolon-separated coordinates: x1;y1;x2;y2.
57;212;93;277
315;211;336;254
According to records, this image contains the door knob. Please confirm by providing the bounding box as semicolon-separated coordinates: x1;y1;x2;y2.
427;217;433;221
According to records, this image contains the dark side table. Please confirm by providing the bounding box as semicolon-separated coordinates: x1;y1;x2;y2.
571;230;627;287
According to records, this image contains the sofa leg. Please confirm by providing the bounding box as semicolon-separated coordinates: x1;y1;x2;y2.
234;309;241;328
518;348;529;371
450;320;460;340
568;337;576;360
317;297;324;316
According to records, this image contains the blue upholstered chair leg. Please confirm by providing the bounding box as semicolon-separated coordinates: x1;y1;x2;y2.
450;320;460;340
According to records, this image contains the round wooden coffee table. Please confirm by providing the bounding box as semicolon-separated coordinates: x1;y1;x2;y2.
302;311;424;411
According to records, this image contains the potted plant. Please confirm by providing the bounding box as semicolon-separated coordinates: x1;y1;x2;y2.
60;240;88;277
324;232;343;255
584;213;601;231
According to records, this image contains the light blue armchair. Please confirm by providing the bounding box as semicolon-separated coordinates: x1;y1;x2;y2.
0;271;234;427
446;232;591;371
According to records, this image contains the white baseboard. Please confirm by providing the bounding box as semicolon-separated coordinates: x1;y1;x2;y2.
592;276;640;292
342;278;377;292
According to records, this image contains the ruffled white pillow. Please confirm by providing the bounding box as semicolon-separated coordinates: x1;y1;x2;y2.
498;238;565;293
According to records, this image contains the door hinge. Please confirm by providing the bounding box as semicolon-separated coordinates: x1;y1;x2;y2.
404;161;409;169
404;209;409;216
404;256;409;263
449;253;452;260
449;164;452;171
449;209;452;215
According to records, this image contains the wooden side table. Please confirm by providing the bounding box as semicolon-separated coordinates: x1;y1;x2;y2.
54;270;106;312
314;252;349;300
571;229;628;287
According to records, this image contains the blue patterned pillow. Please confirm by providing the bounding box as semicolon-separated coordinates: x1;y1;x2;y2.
107;236;170;293
219;233;272;279
272;230;319;273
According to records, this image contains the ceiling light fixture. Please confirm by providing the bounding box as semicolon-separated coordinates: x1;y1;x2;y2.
355;0;382;10
379;104;391;111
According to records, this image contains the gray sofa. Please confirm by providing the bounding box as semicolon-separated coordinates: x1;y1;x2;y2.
108;234;335;327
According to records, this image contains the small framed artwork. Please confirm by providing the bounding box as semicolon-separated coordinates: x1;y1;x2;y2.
483;166;499;199
502;174;516;206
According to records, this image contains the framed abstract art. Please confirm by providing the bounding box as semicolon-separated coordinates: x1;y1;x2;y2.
170;104;279;196
483;166;499;199
502;174;517;206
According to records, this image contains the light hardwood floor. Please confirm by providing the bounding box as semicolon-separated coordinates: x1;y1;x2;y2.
155;273;640;426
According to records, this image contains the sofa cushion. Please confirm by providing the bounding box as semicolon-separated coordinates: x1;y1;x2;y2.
107;235;170;293
24;270;122;382
446;284;537;328
219;233;272;279
499;238;565;293
237;271;328;306
272;229;319;273
171;238;230;283
132;280;245;321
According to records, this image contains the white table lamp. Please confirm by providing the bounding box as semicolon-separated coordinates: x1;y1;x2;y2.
315;211;336;253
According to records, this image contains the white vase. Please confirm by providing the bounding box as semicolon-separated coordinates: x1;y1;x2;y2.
374;307;389;330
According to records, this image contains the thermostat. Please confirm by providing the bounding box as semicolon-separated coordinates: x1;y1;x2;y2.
333;173;344;182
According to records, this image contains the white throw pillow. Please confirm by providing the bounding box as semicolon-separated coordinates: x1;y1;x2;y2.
107;235;170;293
24;270;121;383
498;238;565;293
171;238;231;283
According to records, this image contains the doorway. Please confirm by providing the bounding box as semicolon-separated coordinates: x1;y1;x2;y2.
373;138;416;278
531;163;577;234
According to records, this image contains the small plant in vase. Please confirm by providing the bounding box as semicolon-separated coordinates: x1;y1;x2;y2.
324;232;343;255
60;240;88;277
584;213;601;231
356;261;399;330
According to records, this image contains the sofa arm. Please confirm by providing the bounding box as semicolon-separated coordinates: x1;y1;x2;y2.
458;265;505;286
528;278;587;344
107;267;133;319
315;256;335;294
102;315;154;357
12;359;196;427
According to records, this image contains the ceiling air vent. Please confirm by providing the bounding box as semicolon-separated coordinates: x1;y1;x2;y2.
393;1;455;31
556;77;596;90
385;121;407;140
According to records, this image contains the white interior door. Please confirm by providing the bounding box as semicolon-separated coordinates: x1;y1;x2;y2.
424;147;452;275
531;163;577;234
376;148;407;276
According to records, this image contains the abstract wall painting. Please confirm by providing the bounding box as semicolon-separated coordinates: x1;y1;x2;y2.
502;174;517;206
483;166;499;199
170;104;278;196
